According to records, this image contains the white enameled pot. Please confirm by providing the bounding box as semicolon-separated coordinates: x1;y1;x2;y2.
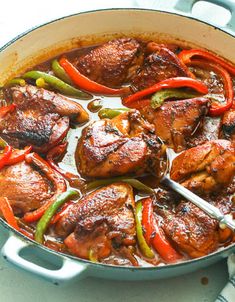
0;0;235;285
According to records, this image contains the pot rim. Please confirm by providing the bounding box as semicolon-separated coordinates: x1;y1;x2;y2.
0;7;234;271
1;216;235;271
1;7;235;55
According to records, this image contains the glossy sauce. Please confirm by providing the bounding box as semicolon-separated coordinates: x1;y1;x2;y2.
2;40;235;267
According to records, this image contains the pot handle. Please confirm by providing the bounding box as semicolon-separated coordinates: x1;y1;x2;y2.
174;0;235;33
1;234;87;285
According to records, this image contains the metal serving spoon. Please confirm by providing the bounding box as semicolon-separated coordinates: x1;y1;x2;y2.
160;148;235;232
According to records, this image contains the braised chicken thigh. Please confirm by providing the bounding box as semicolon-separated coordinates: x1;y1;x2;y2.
0;161;53;214
170;140;235;193
140;97;209;152
76;109;166;178
1;85;88;153
162;201;219;258
131;43;191;91
154;187;233;258
75;38;143;87
58;183;136;262
0;153;66;215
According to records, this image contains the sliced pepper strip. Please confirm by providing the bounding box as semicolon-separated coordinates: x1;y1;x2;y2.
150;88;200;109
23;153;66;222
0;197;34;238
50;200;74;224
188;60;234;116
35;189;78;244
178;49;235;76
6;146;32;166
122;77;208;108
141;197;154;246
0;145;12;169
0;137;7;148
52;59;73;85
135;201;155;259
6;78;26;87
0;197;19;231
151;218;182;263
59;57;129;96
0;104;16;118
88;249;98;263
24;200;52;223
46;143;83;188
86;177;154;194
98;108;129;119
23;70;92;100
36;77;49;89
141;197;182;263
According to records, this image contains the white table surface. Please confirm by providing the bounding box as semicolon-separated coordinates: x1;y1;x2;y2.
0;1;232;301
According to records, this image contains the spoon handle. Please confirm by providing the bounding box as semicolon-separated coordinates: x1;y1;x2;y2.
161;176;235;232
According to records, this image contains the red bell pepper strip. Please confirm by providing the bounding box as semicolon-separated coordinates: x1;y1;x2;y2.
122;77;208;108
188;60;234;116
135;200;155;258
0;197;20;231
6;146;32;166
178;49;235;76
141;197;182;263
0;104;16;118
0;197;34;239
141;197;154;246
23;200;52;223
23;153;66;222
151;219;182;263
46;143;83;188
59;57;129;96
50;200;74;224
0;145;12;169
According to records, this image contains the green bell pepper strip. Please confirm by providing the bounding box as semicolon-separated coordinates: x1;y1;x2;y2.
35;189;79;244
35;77;49;89
88;249;98;263
87;99;103;112
98;108;129;119
135;201;155;259
0;137;7;149
123;77;208;108
150;88;200;109
86;177;154;194
6;78;26;87
52;59;73;85
23;71;92;100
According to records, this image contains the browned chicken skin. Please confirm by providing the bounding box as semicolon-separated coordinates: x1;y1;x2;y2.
170;140;235;193
131;43;190;91
75;38;143;87
58;183;136;261
1;85;88;152
221;108;235;141
76;110;166;178
140;97;209;152
162;201;219;258
0;161;53;214
154;188;233;258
